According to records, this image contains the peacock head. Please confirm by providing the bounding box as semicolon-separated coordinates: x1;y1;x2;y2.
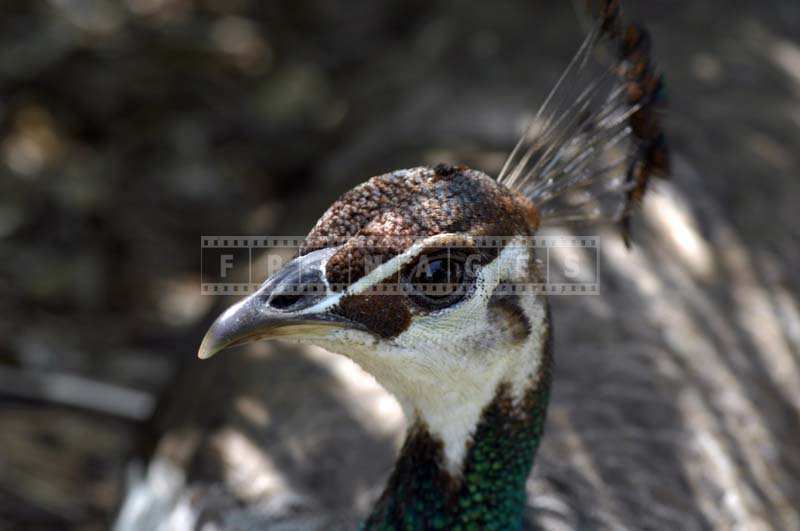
198;164;550;464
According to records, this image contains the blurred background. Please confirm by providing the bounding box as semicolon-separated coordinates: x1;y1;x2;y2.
1;1;799;530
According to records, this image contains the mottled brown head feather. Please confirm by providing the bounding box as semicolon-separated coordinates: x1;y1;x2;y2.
303;166;539;285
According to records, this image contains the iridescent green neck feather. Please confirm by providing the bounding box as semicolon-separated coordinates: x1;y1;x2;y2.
363;334;553;531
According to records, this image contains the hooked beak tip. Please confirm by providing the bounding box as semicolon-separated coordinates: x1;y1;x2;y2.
197;314;243;360
197;332;222;360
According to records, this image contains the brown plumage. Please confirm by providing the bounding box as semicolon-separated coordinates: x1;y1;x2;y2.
302;165;539;286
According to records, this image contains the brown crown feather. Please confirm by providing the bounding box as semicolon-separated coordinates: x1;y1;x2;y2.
302;164;539;286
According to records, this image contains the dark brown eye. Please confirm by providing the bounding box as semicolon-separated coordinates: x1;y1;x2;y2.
405;252;471;310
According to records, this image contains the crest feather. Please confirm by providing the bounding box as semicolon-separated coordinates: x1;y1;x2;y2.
498;0;669;246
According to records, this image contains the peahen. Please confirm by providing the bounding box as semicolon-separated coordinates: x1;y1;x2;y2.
196;1;668;529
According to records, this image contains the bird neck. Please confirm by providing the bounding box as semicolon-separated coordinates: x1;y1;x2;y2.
363;334;552;530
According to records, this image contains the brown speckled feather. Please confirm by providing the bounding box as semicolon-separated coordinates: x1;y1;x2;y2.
302;165;539;286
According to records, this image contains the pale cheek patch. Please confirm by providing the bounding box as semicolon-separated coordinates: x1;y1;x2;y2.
373;239;546;470
303;238;548;473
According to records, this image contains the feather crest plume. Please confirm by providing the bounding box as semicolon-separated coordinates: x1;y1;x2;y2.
498;0;669;246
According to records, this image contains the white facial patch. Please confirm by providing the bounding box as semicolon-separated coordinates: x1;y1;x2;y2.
311;235;549;473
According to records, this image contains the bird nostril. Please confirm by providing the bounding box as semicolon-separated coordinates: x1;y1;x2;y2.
268;284;322;311
269;292;305;310
263;257;329;311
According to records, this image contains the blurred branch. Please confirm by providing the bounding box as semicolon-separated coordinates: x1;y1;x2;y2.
0;367;155;421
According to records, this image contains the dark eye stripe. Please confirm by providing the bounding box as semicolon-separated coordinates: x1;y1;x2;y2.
333;291;412;339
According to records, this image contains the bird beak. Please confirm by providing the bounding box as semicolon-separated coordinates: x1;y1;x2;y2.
197;247;361;360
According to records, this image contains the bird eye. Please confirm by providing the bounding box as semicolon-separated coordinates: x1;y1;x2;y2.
405;252;471;310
